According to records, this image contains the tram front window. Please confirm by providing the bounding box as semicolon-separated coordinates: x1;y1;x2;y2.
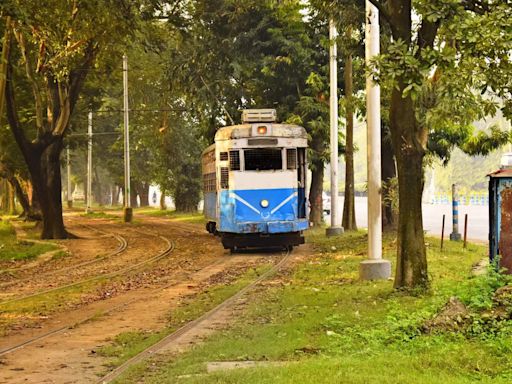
244;148;282;171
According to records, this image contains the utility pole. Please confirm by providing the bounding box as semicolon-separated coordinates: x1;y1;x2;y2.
67;146;73;209
326;19;343;237
123;54;133;222
86;111;93;214
360;1;391;280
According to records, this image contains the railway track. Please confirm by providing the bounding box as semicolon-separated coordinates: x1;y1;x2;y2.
0;223;128;290
0;227;174;306
0;254;231;358
97;247;293;384
0;235;175;357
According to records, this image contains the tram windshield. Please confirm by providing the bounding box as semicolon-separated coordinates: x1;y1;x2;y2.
244;148;282;171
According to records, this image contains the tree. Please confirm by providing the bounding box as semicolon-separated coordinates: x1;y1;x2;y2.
307;0;367;228
1;1;139;238
164;0;334;218
366;0;512;288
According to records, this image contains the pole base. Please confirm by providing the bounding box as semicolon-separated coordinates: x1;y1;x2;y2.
326;226;344;237
124;207;133;223
359;259;391;281
449;232;461;241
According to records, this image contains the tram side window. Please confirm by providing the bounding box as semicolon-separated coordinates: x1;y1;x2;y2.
286;148;297;170
220;167;229;189
229;150;240;171
244;148;282;171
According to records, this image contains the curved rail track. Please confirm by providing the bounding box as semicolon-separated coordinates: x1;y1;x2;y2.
0;227;174;306
0;254;231;358
0;229;176;357
97;248;293;384
0;224;128;290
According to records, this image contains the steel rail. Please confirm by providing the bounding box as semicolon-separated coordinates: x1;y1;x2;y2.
0;230;173;306
0;250;232;357
0;224;128;289
97;248;292;384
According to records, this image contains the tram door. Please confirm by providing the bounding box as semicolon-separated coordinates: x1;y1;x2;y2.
297;148;306;218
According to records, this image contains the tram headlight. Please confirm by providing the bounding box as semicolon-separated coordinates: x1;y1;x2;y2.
257;125;267;135
260;199;269;208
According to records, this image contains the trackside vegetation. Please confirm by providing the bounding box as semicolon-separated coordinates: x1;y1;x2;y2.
0;219;57;262
112;229;512;383
98;266;271;370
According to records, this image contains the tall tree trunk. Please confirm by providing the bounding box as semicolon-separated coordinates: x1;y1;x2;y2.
342;52;357;230
309;160;324;226
381;125;396;230
92;168;103;206
7;178;16;215
160;189;167;210
10;176;31;218
28;140;67;239
0;178;7;212
390;88;428;289
138;182;150;207
30;183;41;216
130;182;138;208
114;185;121;206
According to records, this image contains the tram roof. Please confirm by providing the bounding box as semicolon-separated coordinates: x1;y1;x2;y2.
214;124;307;141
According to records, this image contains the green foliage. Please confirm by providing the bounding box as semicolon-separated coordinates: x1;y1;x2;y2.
457;263;512;312
115;230;512;383
0;219;56;261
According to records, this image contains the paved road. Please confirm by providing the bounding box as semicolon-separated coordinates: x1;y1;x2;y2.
326;196;489;243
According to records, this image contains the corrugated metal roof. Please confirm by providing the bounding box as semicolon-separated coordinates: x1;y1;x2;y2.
488;168;512;178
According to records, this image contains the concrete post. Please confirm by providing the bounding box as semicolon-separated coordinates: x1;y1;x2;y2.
86;111;92;214
360;1;391;280
326;19;344;237
450;184;461;241
123;54;133;222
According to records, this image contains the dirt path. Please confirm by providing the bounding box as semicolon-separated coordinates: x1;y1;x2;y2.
0;215;297;383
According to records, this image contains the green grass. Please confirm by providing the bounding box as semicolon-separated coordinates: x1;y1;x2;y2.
0;277;111;336
0;219;57;262
80;211;120;220
98;266;269;369
112;228;512;384
136;207;205;224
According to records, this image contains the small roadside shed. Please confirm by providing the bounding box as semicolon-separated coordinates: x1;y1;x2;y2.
489;166;512;273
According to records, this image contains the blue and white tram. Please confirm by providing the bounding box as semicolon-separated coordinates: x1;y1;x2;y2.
202;109;308;250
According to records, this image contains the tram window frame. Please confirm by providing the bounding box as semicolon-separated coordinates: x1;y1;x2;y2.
244;148;283;171
229;150;240;171
286;148;297;170
220;167;229;189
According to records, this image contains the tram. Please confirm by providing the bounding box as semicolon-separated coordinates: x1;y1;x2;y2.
202;109;308;250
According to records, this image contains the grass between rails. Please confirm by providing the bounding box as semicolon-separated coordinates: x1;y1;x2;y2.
114;228;512;384
80;211;121;220
0;276;113;336
98;266;270;370
135;208;206;225
0;219;57;262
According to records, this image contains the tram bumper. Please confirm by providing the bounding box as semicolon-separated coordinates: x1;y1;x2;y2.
237;219;308;234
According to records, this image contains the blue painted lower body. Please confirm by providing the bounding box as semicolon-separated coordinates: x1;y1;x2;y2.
218;188;308;234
